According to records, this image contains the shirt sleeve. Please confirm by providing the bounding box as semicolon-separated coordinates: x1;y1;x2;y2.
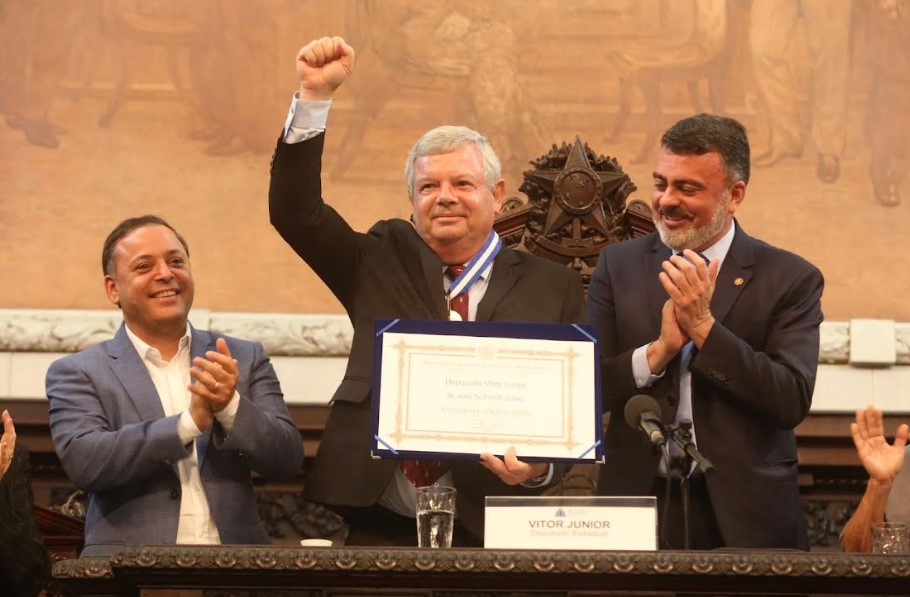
177;410;204;445
632;344;666;388
213;391;241;435
283;92;331;144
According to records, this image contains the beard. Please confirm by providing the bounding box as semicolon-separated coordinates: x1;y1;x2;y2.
654;190;730;252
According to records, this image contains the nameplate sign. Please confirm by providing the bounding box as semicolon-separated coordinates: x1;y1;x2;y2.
371;320;603;463
484;496;657;550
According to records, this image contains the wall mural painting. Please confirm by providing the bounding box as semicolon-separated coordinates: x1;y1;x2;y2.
1;0;908;319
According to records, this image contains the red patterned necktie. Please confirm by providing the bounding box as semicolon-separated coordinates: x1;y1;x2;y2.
445;264;469;321
401;459;450;487
398;265;468;486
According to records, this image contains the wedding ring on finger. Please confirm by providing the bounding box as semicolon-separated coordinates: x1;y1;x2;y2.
212;381;221;392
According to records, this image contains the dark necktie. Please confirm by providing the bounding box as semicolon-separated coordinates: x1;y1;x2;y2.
399;265;469;486
665;251;710;476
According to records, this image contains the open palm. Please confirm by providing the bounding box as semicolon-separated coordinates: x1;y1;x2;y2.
851;406;909;484
0;410;15;481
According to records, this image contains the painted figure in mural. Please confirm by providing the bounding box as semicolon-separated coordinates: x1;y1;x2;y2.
0;0;74;148
330;0;548;186
46;216;303;556
269;36;585;546
842;406;910;552
749;0;852;183
184;0;292;156
606;0;728;164
587;113;824;549
859;0;910;207
0;410;51;597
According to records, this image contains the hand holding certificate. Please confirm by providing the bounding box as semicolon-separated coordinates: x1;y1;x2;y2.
480;447;549;485
371;320;603;464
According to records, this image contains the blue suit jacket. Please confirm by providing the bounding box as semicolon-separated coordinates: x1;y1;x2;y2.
46;324;303;556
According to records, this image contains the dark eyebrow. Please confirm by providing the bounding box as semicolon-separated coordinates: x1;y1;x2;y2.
673;178;706;189
128;249;185;265
652;171;705;190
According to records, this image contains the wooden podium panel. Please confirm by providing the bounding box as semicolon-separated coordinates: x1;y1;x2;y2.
51;546;910;596
35;505;84;562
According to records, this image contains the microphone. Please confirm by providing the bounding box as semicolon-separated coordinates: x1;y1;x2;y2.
624;394;666;447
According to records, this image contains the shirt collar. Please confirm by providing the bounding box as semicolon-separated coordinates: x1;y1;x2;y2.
124;323;192;364
441;262;493;282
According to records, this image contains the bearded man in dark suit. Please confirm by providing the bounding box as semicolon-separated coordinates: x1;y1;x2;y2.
587;113;824;550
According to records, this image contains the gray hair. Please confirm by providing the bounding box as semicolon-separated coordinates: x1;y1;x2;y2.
404;125;502;197
661;113;751;186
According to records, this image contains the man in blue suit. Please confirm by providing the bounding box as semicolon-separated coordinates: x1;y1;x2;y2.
47;215;303;556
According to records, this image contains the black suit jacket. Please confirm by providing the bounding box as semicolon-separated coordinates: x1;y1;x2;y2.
586;223;823;549
0;446;51;597
269;134;586;539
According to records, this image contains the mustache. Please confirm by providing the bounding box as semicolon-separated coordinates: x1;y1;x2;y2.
658;207;693;220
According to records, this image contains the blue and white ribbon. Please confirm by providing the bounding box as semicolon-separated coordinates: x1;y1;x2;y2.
447;230;502;305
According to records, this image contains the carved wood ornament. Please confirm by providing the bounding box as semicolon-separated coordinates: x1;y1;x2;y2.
495;137;655;287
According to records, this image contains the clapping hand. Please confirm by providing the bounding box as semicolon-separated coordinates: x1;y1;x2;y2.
0;410;16;482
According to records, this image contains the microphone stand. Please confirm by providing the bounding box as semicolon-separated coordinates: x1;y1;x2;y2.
665;421;715;550
667;420;715;475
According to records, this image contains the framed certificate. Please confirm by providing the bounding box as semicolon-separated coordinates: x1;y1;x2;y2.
371;319;603;463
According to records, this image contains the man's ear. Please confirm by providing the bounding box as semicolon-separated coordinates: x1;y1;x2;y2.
728;180;746;213
492;179;506;215
104;275;121;308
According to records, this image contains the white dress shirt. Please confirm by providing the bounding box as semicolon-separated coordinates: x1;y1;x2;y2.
124;325;241;544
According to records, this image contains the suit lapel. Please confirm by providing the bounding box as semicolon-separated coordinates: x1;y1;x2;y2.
710;223;754;323
475;248;519;321
645;235;673;335
398;225;448;319
190;326;216;468
648;237;685;397
418;244;448;319
106;324;166;421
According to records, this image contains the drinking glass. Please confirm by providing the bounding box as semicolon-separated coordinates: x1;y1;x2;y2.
872;522;910;554
415;485;456;548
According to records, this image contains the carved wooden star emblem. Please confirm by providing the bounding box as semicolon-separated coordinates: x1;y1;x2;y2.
524;137;631;239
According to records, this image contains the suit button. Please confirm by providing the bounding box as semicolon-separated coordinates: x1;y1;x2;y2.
170;489;180;500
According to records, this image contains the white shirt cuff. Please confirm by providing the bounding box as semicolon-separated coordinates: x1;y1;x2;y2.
177;410;204;445
283;92;331;143
214;391;242;434
632;344;665;388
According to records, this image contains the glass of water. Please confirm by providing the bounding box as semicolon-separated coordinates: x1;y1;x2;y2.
872;522;910;554
416;485;456;548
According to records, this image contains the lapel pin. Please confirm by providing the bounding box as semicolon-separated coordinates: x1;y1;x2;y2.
734;277;745;286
